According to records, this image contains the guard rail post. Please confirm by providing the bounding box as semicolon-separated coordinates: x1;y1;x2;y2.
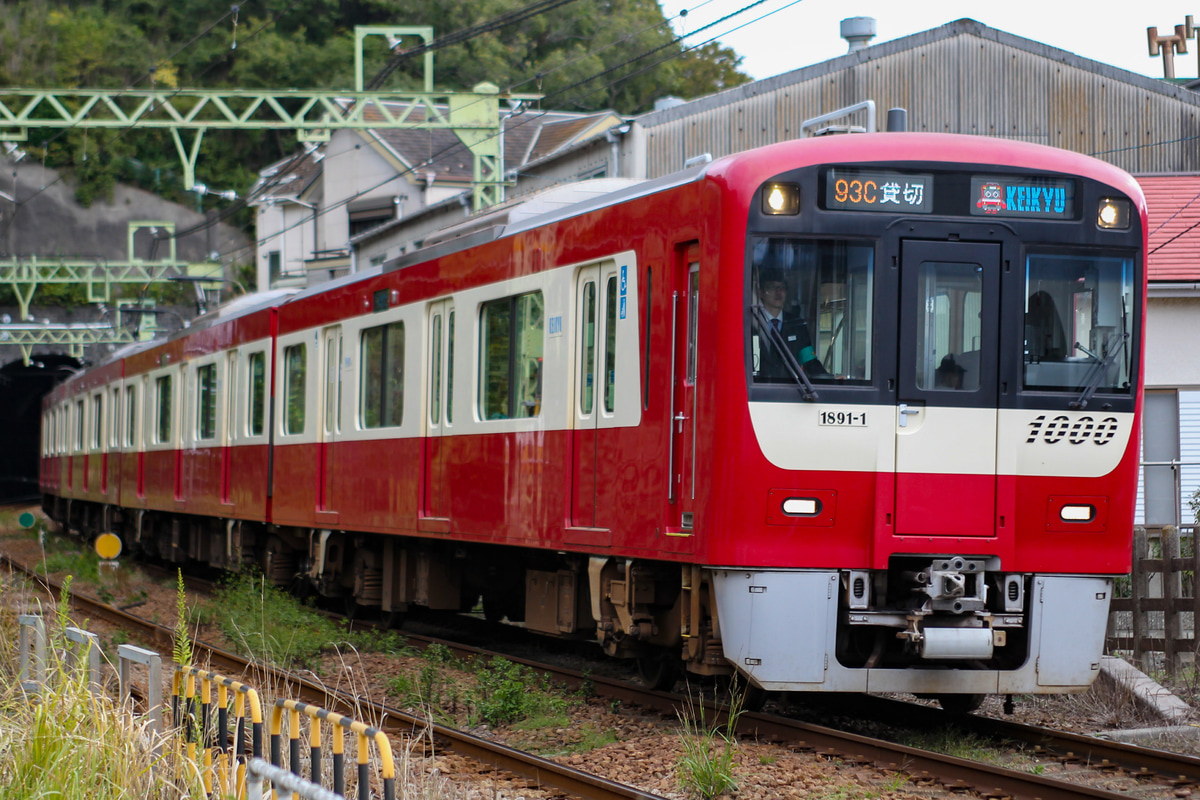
173;665;263;798
117;644;163;745
17;614;46;694
63;626;101;695
271;698;396;800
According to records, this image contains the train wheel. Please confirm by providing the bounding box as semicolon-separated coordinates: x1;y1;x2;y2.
637;656;680;692
382;608;406;630
741;683;769;712
936;693;985;715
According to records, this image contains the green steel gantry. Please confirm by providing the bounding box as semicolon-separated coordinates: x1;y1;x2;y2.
0;27;538;361
0;221;218;363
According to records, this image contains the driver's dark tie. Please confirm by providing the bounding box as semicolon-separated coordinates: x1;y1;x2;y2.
772;318;782;333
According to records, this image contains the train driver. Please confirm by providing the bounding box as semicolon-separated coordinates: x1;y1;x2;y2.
755;265;828;381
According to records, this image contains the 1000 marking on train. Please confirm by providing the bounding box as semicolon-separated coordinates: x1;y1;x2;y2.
1026;414;1120;445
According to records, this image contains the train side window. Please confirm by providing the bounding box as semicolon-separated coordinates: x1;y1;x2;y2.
92;394;103;451
110;388;120;448
75;399;84;451
361;321;405;428
605;275;618;412
248;351;266;436
197;363;217;440
323;329;342;435
125;386;137;447
580;280;597;414
283;344;307;435
430;313;442;424
480;291;544;420
446;310;455;425
155;375;172;444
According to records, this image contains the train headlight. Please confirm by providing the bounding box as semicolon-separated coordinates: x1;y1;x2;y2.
762;183;800;215
1097;198;1130;230
782;497;821;516
1059;504;1096;522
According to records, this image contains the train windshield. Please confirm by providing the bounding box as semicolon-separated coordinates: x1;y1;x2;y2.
749;237;874;385
1023;252;1136;395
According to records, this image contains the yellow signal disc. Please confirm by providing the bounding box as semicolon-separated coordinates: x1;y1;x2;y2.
95;533;122;560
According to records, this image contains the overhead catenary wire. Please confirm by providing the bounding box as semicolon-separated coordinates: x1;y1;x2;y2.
3;1;263;219
186;0;785;257
160;0;740;251
365;0;587;91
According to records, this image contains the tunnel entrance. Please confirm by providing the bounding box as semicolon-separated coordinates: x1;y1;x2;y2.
0;355;81;503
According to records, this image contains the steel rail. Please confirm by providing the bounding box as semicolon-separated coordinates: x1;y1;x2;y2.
3;552;1187;800
0;554;665;800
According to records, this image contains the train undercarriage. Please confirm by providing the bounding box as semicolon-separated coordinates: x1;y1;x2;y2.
45;495;1107;711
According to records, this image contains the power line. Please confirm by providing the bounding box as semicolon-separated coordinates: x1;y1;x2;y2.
215;1;831;264
366;0;586;91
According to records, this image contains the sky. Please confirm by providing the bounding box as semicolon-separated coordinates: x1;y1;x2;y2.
658;0;1200;83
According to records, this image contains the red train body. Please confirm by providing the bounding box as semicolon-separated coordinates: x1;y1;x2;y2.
42;133;1146;704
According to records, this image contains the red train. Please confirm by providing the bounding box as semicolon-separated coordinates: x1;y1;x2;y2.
41;132;1145;710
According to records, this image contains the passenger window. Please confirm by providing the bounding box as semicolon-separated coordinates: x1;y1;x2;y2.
155;376;172;444
580;281;596;414
197;364;217;439
605;275;618;413
75;399;84;451
361;321;405;428
92;394;103;450
125;386;136;447
284;344;306;434
446;311;455;424
248;352;266;436
430;313;442;424
480;291;544;420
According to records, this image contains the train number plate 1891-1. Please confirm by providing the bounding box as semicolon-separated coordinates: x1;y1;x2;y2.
819;410;867;426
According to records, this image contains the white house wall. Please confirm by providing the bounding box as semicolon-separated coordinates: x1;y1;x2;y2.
1145;297;1200;389
255;203;314;290
324;131;412;253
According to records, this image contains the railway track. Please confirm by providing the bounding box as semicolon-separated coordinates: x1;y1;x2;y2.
5;551;1198;800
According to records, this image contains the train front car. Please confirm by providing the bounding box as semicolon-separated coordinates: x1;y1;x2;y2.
705;134;1144;707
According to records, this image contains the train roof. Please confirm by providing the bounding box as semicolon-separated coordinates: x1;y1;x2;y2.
381;168;710;274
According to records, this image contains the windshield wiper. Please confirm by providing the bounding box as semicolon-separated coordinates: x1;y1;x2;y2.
1069;332;1128;410
752;305;819;401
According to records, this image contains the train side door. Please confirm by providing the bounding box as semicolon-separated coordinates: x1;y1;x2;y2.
570;264;620;535
221;351;236;505
895;240;1001;537
571;266;601;528
316;325;342;518
669;253;700;531
423;300;453;521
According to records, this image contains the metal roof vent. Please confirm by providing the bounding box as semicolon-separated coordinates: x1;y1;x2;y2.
840;17;877;52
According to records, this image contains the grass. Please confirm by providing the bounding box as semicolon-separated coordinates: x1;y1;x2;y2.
204;571;407;670
675;680;747;800
0;572;206;799
382;645;620;758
